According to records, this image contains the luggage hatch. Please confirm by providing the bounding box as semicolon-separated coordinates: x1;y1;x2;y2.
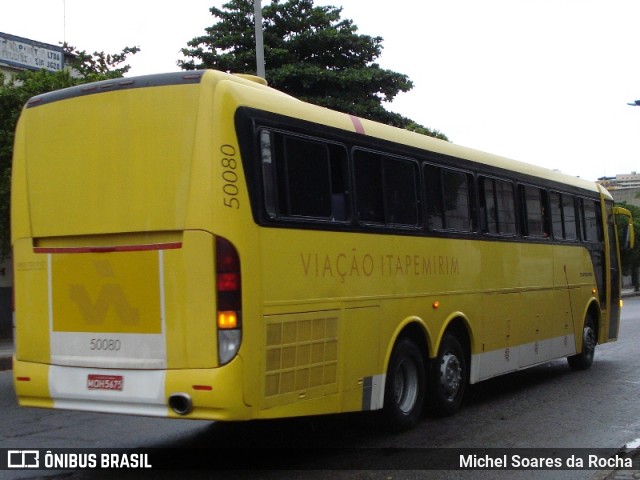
44;243;173;369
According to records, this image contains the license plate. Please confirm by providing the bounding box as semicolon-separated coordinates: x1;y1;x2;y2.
87;374;123;391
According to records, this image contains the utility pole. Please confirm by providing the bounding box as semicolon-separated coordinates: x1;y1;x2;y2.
254;0;265;79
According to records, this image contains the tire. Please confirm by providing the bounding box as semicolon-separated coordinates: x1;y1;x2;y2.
428;333;467;417
382;337;426;432
567;314;596;370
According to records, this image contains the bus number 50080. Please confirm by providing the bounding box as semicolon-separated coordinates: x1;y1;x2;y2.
221;144;240;209
90;338;122;351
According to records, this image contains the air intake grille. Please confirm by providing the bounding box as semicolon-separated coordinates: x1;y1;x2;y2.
264;312;339;404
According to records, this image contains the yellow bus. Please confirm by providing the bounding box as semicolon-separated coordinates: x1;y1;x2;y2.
11;69;633;431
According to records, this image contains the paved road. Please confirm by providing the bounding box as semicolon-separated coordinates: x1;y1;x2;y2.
2;298;640;479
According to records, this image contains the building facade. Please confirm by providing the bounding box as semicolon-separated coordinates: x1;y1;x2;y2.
1;31;66;77
1;33;69;339
598;172;640;208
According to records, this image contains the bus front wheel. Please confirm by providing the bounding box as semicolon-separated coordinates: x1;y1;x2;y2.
429;333;467;416
567;314;596;370
382;336;426;431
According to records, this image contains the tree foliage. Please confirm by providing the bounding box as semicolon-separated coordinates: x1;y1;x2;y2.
69;45;140;81
180;0;447;140
0;44;139;259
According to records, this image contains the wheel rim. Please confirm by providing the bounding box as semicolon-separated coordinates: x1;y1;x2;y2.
583;325;596;360
393;358;419;414
440;352;462;401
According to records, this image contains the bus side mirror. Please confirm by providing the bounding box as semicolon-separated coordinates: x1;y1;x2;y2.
614;207;635;249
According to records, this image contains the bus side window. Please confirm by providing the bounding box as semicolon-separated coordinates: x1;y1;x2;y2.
426;165;473;232
328;143;350;221
384;157;419;226
424;164;444;230
480;177;516;235
563;195;578;240
354;150;419;226
495;180;517;235
551;192;579;241
480;177;498;234
259;129;349;221
283;136;332;218
550;192;562;239
354;150;385;223
260;130;277;217
581;198;603;242
442;169;472;231
520;185;549;238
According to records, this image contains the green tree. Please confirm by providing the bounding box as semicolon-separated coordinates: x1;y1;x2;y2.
180;0;447;140
69;45;140;82
0;44;139;260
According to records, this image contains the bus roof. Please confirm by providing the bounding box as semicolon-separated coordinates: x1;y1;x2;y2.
24;69;606;198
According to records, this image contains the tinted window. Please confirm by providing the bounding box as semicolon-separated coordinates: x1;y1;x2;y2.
443;169;471;230
386;159;420;225
354;150;419;226
550;192;578;241
582;198;602;242
260;129;349;221
521;185;548;238
426;165;473;232
550;192;564;239
563;195;578;240
284;136;331;217
424;165;444;229
481;177;516;235
354;152;384;223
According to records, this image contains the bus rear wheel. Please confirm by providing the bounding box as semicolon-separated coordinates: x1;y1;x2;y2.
429;333;467;416
568;314;596;370
382;336;426;431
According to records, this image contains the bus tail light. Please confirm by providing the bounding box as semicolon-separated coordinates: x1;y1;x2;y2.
216;237;242;365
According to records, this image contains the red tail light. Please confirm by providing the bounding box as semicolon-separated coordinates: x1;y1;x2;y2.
215;237;241;314
215;237;242;365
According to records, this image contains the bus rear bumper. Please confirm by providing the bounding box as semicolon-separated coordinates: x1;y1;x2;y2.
13;356;250;421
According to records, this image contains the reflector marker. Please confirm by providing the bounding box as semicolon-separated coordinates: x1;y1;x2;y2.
192;385;213;391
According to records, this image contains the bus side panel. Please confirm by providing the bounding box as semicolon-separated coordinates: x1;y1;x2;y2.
341;305;382;412
211;81;267;410
475;241;522;381
566;246;603;349
476;292;521;382
13;361;53;410
163;231;217;370
257;227;480;415
473;242;584;382
13;238;50;365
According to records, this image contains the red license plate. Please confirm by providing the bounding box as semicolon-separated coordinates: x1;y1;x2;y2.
87;374;123;391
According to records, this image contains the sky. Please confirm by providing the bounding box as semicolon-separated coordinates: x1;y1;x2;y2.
2;0;640;182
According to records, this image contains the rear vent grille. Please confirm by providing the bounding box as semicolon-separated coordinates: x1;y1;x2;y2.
264;312;339;404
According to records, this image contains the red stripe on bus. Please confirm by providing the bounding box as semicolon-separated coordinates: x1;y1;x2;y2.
349;114;365;134
33;242;182;254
